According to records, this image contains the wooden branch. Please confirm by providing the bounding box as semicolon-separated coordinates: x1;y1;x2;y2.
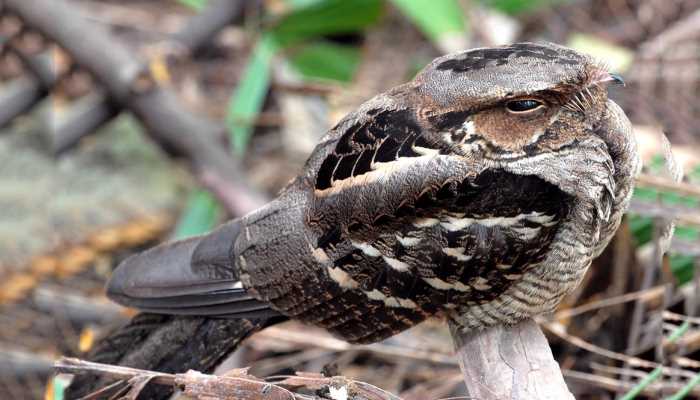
0;76;44;127
636;174;700;202
55;357;401;400
50;0;246;155
32;286;125;325
449;318;575;400
0;348;54;375
0;36;55;128
4;0;266;216
3;0;246;154
48;92;119;154
170;0;245;56
564;369;700;398
628;200;700;229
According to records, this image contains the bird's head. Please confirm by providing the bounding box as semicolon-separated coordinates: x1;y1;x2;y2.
413;42;629;166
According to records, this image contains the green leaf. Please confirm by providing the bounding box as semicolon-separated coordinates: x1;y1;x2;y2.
620;365;663;400
666;372;700;400
53;375;67;400
628;215;653;246
288;41;360;82
647;154;667;174
633;186;659;202
690;165;700;182
478;0;566;15
674;226;700;242
175;35;276;236
285;0;325;8
268;0;383;46
177;0;207;11
173;190;221;239
671;254;695;284
390;0;465;44
226;34;277;154
620;322;689;400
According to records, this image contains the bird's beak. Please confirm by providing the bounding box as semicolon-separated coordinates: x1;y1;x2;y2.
594;72;625;87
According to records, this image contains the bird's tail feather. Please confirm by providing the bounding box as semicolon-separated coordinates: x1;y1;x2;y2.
105;219;278;318
66;314;276;400
66;219;285;399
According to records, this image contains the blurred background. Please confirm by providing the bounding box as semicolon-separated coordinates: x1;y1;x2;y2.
0;0;699;399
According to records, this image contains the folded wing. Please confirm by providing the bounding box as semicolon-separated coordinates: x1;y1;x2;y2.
106;220;279;318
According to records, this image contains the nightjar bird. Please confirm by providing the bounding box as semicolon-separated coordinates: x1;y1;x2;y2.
107;42;639;343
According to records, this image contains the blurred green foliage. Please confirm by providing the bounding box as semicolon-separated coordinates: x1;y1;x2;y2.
267;0;383;47
478;0;565;15
177;0;207;11
227;34;277;154
288;41;360;82
629;182;699;285
173;190;221;239
390;0;465;43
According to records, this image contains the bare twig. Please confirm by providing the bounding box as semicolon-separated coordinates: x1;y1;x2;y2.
0;348;54;375
169;0;245;56
635;174;700;199
48;93;119;154
543;322;658;369
49;0;248;154
12;0;247;152
32;286;125;325
449;319;574;400
0;35;57;128
55;357;403;400
252;325;456;365
639;8;700;58
552;285;667;321
628;200;700;229
0;76;43;127
4;0;266;215
564;370;700;398
55;357;174;386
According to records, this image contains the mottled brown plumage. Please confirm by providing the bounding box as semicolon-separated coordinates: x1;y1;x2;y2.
107;42;640;345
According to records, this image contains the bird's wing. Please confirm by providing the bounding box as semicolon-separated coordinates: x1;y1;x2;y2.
106;220;280;318
305;104;570;326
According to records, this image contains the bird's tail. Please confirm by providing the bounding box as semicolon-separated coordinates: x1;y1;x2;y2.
66;219;284;399
66;314;273;400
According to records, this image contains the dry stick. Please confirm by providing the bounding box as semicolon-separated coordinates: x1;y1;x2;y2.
170;0;246;56
620;134;684;398
55;357;175;387
5;0;265;216
564;370;700;398
669;240;700;257
0;36;55;128
254;325;457;365
448;318;575;400
628;200;700;229
0;76;44;127
31;285;126;325
50;0;246;154
0;348;55;376
55;357;399;400
49;93;119;154
3;0;245;156
636;174;700;199
639;8;700;58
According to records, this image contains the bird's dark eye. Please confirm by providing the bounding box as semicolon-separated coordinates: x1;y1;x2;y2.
506;99;544;113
